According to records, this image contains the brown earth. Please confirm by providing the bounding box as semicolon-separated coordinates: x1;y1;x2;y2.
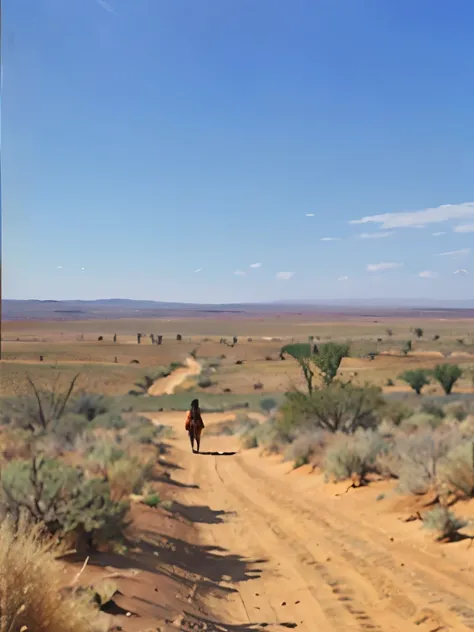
70;410;474;632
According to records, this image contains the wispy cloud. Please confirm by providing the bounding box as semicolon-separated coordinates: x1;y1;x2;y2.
249;262;262;268
366;262;403;272
418;270;437;278
276;271;294;281
454;269;469;275
454;224;474;233
350;202;474;229
321;237;341;241
96;0;118;14
437;248;471;257
234;270;246;276
432;232;445;236
56;265;63;269
194;268;202;273
338;276;349;281
305;213;315;217
359;231;393;239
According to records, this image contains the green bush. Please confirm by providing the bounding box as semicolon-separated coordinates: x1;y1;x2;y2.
91;412;127;430
313;342;350;386
400;412;443;433
322;429;385;483
401;340;412;356
399;369;430;395
432;364;463;395
0;457;129;550
143;493;161;508
280;383;384;435
423;505;467;541
71;393;108;421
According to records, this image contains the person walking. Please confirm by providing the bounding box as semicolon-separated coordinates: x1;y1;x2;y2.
185;398;205;453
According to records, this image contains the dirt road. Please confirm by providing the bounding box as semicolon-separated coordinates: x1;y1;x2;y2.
148;357;201;395
158;412;474;632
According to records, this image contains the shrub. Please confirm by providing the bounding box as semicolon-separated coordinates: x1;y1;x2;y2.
421;401;445;419
0;516;99;632
198;377;213;388
399;369;430;395
260;398;278;415
284;430;326;467
432;364;463;395
381;401;412;426
390;431;458;495
402;340;412;356
400;412;443;433
71;393;108;421
440;441;474;498
107;457;153;500
143;493;161;508
443;400;472;422
423;505;467;541
86;438;125;471
0;457;130;551
414;328;424;338
91;412;127;430
241;419;289;454
280;383;384;435
385;378;395;387
322;429;385;483
2;375;80;434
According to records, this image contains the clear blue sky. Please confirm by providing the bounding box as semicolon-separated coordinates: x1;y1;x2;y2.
3;0;473;303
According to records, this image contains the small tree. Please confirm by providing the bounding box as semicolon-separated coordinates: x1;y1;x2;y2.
401;340;412;356
414;328;423;338
260;397;278;415
399;369;430;395
313;342;350;386
432;363;463;395
386;328;393;337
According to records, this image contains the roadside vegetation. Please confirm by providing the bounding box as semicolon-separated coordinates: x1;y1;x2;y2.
0;375;172;627
236;343;474;542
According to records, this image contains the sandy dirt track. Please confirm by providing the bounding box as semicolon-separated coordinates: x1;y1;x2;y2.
160;413;474;632
148;357;201;395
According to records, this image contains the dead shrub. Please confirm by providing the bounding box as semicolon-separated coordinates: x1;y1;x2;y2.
322;429;385;483
0;515;100;632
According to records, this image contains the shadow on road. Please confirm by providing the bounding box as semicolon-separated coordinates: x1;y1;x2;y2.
194;450;238;456
169;500;235;524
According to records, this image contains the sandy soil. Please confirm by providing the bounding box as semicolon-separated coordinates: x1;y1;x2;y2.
148;357;202;396
152;413;474;632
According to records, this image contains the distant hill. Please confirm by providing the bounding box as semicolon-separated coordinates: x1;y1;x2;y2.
2;298;474;321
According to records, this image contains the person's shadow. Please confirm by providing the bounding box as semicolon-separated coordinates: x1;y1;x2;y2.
193;450;238;456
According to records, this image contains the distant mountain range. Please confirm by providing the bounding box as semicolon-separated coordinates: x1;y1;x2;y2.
2;297;474;321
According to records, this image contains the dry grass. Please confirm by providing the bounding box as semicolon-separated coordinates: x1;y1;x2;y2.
0;516;99;632
2;318;473;397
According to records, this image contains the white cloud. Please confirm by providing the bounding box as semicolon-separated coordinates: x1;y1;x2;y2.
350;202;474;229
366;262;403;272
96;0;118;14
81;267;85;271
437;248;471;257
305;213;315;217
234;270;246;276
338;276;349;281
276;271;294;281
359;231;393;239
418;270;437;278
249;262;262;268
432;232;445;236
321;237;341;241
56;265;63;269
454;224;474;233
454;269;469;275
194;268;202;273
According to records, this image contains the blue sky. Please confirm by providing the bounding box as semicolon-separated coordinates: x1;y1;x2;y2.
3;0;473;303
